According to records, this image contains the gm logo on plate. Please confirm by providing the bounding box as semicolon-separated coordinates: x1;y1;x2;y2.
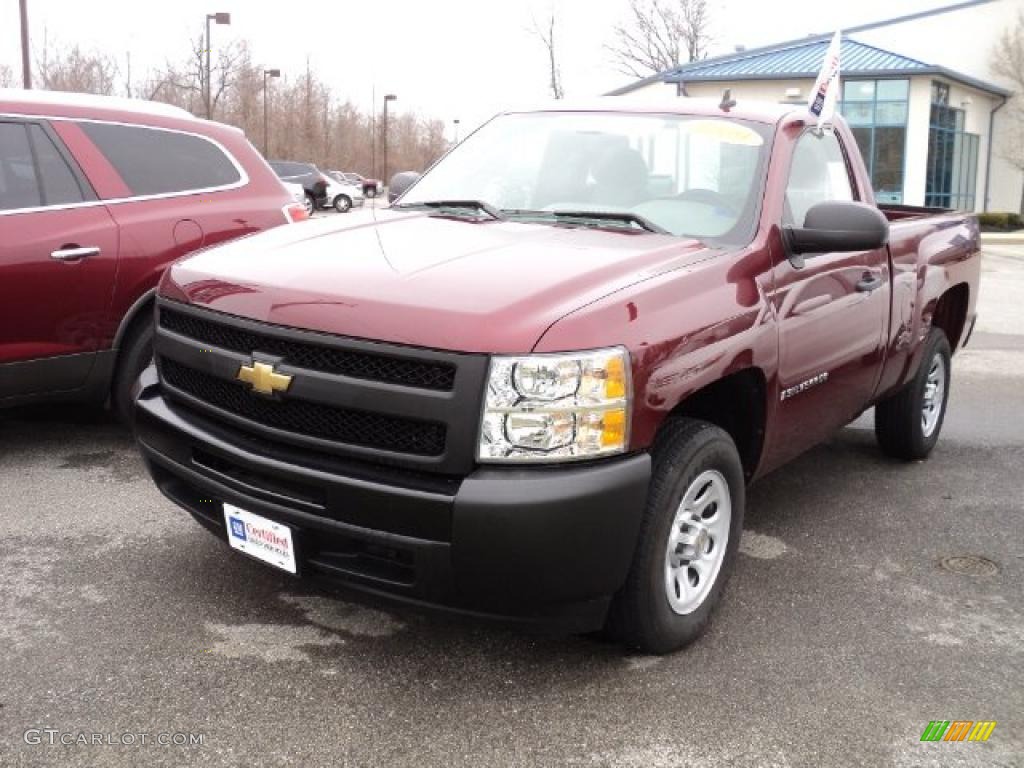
229;517;247;541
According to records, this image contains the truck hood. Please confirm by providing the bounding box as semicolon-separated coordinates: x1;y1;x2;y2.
161;209;714;353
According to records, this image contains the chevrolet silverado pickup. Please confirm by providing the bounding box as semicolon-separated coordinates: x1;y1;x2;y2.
133;100;980;653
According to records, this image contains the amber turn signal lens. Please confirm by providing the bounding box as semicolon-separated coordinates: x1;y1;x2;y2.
600;408;627;449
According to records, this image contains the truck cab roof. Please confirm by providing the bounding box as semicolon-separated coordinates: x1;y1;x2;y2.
499;97;804;126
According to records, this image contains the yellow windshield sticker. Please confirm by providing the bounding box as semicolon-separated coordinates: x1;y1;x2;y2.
685;120;764;146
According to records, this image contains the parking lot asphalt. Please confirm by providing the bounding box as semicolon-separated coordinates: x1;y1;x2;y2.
2;245;1022;768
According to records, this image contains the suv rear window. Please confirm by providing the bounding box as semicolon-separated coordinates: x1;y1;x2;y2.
80;122;241;197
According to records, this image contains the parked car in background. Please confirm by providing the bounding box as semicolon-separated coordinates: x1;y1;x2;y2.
336;171;381;198
268;161;329;215
0;89;306;421
324;171;365;212
134;100;979;652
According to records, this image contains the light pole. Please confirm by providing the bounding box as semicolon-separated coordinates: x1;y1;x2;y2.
19;0;31;89
262;68;280;157
205;12;231;118
453;118;461;144
382;93;396;186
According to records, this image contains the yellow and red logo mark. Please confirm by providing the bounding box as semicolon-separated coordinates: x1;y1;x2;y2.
920;721;997;742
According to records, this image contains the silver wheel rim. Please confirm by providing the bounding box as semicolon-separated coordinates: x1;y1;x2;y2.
305;197;314;214
921;353;946;438
664;469;731;615
336;196;350;212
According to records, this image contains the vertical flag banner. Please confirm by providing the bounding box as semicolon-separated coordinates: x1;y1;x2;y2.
808;31;842;125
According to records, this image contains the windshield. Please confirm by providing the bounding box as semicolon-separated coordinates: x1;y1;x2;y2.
400;111;773;243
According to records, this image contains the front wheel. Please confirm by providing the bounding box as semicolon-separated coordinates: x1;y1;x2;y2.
333;195;352;213
303;193;316;216
875;327;952;460
607;419;744;654
365;186;377;199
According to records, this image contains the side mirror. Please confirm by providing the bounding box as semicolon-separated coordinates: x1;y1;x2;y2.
784;201;889;265
388;171;421;203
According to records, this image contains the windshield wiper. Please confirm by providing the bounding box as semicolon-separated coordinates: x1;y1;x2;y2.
393;199;506;220
503;209;668;234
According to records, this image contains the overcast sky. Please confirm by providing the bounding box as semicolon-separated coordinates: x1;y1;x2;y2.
2;0;953;137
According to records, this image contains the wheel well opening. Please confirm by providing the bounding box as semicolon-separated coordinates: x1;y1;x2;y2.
664;368;766;480
932;283;969;352
115;297;155;355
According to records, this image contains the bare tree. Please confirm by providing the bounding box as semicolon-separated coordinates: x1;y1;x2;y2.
608;0;711;79
36;43;117;95
33;31;449;176
0;64;13;88
991;11;1024;177
530;11;565;99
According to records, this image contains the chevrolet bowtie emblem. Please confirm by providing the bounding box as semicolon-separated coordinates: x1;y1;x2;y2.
237;360;292;395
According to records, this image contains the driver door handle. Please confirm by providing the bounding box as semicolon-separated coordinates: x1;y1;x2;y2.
51;245;100;262
856;272;884;293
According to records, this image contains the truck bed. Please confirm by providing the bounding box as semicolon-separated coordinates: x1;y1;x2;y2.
879;203;954;222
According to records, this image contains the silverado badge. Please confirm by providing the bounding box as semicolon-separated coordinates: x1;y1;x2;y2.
237;360;292;396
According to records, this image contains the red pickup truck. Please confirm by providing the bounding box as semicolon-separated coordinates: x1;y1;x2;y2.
134;100;980;653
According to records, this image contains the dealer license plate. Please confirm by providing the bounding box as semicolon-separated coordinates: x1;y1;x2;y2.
223;503;297;574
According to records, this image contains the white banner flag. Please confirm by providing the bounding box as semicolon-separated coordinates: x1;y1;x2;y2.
808;31;841;125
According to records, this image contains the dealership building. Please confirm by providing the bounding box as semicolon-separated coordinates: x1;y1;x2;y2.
609;0;1020;213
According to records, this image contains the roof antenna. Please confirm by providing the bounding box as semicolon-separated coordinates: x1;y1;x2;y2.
719;88;737;112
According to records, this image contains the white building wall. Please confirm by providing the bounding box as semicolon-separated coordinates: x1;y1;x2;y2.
903;78;933;207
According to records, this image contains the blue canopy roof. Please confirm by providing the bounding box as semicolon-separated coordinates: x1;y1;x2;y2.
608;33;1008;97
664;38;928;81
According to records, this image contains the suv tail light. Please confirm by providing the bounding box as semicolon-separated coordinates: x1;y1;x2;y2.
282;202;309;223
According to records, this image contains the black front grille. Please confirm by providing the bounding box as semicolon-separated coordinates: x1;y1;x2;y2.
161;358;446;457
160;307;456;391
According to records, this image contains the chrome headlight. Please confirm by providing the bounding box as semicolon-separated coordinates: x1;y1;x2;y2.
478;347;631;463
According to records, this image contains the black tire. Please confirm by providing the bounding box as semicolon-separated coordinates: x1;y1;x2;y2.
304;193;316;216
365;187;377;199
607;419;745;654
111;315;154;424
333;194;352;213
875;327;951;461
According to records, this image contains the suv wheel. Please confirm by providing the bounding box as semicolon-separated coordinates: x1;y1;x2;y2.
875;327;952;460
608;419;744;654
111;315;154;424
333;195;352;213
304;193;316;216
365;187;377;199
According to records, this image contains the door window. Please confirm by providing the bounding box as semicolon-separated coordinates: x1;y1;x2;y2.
784;130;854;226
79;122;241;197
0;123;42;211
28;124;87;206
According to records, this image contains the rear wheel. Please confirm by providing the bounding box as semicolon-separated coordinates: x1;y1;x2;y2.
365;186;377;199
333;194;352;213
608;419;744;654
875;327;951;460
111;314;154;424
304;193;316;216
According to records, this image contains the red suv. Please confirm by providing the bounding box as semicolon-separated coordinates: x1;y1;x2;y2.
0;89;307;420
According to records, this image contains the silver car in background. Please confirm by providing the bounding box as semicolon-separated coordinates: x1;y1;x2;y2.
325;171;365;212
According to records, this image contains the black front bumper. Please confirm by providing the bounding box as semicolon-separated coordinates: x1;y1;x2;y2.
133;367;651;632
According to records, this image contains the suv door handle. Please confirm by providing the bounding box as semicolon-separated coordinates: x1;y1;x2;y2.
856;272;884;293
51;245;100;262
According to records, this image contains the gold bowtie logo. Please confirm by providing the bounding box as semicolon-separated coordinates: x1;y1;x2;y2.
237;360;292;395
